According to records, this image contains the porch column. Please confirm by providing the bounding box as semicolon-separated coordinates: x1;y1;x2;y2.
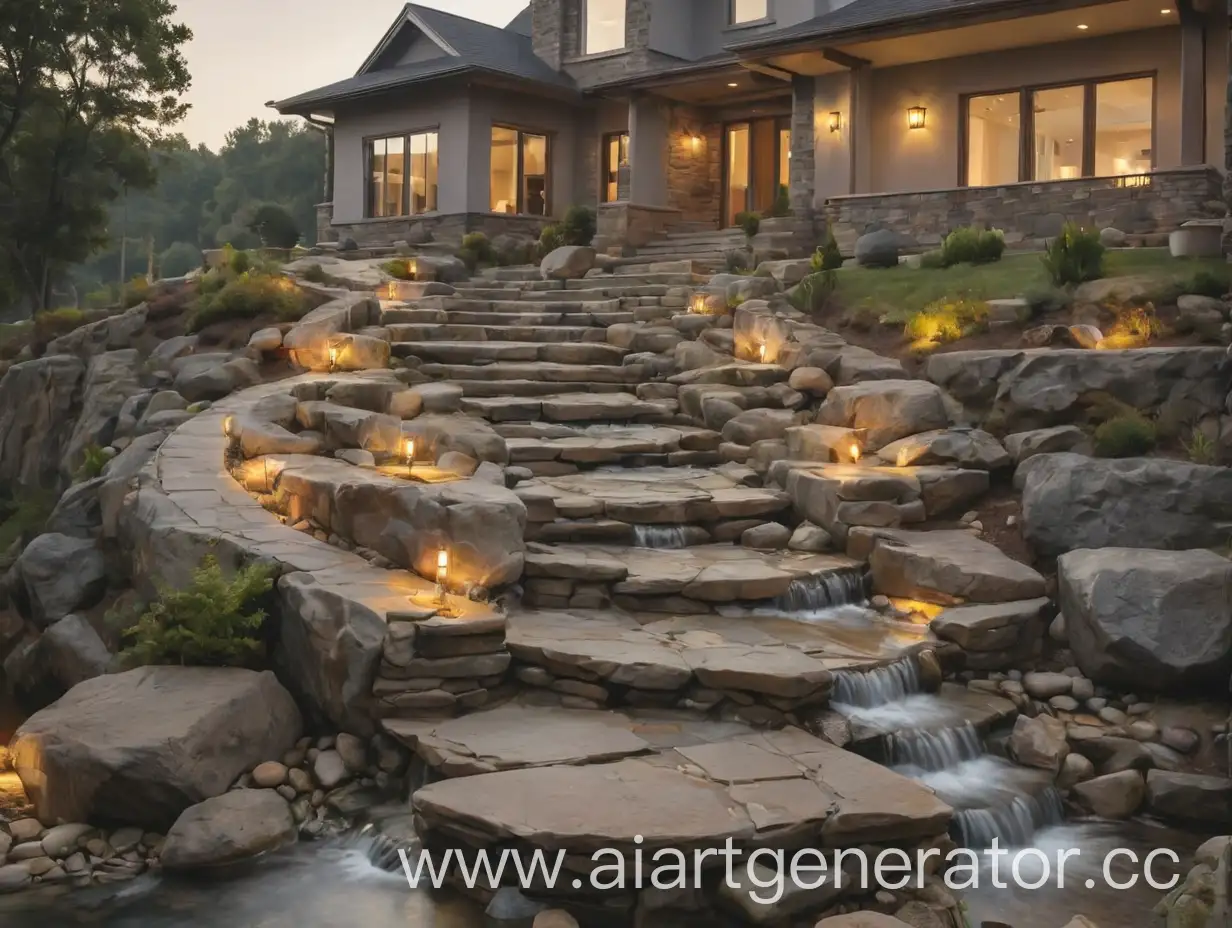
1179;0;1206;165
324;126;335;201
790;75;817;228
850;66;873;193
628;93;669;206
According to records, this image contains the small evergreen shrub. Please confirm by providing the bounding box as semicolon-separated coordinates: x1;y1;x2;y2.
1185;429;1217;465
120;554;275;668
903;296;990;345
538;223;565;254
74;444;110;483
1094;412;1157;458
789;270;838;313
1041;224;1105;286
919;250;947;270
561;206;597;246
735;211;761;239
1180;268;1230;300
940;226;1006;266
186;273;308;333
811;231;844;272
768;185;791;219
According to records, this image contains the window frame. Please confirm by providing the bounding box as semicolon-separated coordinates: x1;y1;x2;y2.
959;72;1156;187
490;124;553;217
582;0;627;55
601;131;629;203
362;128;440;219
729;0;772;26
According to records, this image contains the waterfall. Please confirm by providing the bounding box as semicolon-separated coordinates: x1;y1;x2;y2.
831;658;922;708
775;569;868;613
890;723;984;773
953;788;1066;849
632;525;692;549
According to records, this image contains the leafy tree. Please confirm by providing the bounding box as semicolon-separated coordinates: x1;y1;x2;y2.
157;240;201;278
247;202;300;248
0;0;191;310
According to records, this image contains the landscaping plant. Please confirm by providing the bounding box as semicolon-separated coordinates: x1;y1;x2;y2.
940;226;1006;266
1041;224;1105;286
903;296;990;346
811;230;844;272
1094;411;1157;458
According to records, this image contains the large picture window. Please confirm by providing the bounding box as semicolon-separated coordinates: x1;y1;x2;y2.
366;131;437;218
584;0;626;54
490;126;550;216
602;132;629;203
963;76;1153;187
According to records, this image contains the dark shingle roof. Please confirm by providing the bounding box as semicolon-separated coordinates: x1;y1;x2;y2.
726;0;1033;50
273;3;573;113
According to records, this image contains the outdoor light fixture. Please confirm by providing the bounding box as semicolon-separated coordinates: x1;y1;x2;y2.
690;292;707;314
407;258;419;279
327;345;338;371
1077;23;1089;29
758;344;767;362
386;281;398;300
850;443;861;463
728;82;739;88
907;106;927;130
404;437;415;469
435;548;449;604
690;134;702;153
829;112;841;133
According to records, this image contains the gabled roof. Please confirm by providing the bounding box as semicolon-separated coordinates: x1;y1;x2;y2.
725;0;1062;52
273;3;574;115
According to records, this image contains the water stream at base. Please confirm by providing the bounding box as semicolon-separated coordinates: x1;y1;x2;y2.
631;525;693;549
774;570;868;615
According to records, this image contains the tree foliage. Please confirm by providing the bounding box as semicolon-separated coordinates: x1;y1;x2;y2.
0;0;192;312
120;554;275;668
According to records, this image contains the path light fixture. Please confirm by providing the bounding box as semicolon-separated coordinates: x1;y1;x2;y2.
435;548;449;604
849;442;862;463
386;280;399;300
404;437;416;470
407;257;419;279
327;344;338;372
690;292;707;314
829;112;841;133
907;106;927;130
758;343;767;363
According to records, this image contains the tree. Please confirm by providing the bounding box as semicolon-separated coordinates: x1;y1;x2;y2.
0;0;191;310
248;202;300;248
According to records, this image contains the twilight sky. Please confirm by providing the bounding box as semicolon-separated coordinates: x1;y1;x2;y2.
174;0;526;148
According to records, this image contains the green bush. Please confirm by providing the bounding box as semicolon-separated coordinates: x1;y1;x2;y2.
539;223;565;254
120;554;275;668
83;287;118;310
1180;268;1230;300
247;203;301;249
1094;412;1157;458
940;226;1006;266
380;259;416;281
735;211;761;239
811;231;844;272
159;242;203;279
74;444;110;483
186;272;308;333
904;297;990;345
561;206;597;246
919;250;947;270
1185;429;1217;465
789;270;838;313
228;246;252;276
768;185;791;219
32;307;88;343
1022;285;1074;317
1041;224;1105;286
459;232;497;271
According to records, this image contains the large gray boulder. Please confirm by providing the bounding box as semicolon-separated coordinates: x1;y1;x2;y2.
161;789;296;871
61;350;143;480
40;614;112;689
1146;771;1232;827
540;246;596;281
45;304;148;357
1022;455;1232;555
10;666;302;829
0;355;85;489
172;356;262;404
14;533;107;627
1058;547;1232;689
854;229;906;268
869;530;1046;605
816;381;950;450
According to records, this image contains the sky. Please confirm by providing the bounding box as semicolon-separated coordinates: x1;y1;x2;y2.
174;0;526;148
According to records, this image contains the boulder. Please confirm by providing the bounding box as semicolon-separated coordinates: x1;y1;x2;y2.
1057;547;1232;689
173;357;262;404
160;789;296;871
14;533;107;627
45;305;149;357
61;350;143;479
248;327;284;352
869;530;1046;605
10;666;302;829
929;598;1048;669
787;367;833;396
854;229;906;268
1146;771;1232;827
40;614;112;688
1022;455;1232;555
1071;770;1146;819
721;408;799;445
789;523;833;553
0;355;85;489
742;523;791;550
1176;294;1228;341
877;428;1010;470
1009;714;1069;772
817;381;949;450
540;246;596;280
1003;425;1092;464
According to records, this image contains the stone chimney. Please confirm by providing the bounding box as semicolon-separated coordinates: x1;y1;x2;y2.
531;0;564;71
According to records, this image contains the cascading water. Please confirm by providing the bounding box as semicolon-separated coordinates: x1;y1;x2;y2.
950;788;1066;848
632;525;692;549
775;569;869;613
889;723;984;772
832;658;921;709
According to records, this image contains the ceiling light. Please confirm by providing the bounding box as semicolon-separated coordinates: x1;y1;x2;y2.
728;82;739;87
1077;23;1089;29
1161;8;1172;13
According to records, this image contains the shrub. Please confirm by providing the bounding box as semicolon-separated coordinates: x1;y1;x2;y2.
768;185;791;219
186;272;308;333
561;206;597;246
300;263;330;284
83;287;118;310
539;223;565;254
1104;304;1165;348
940;226;1006;266
919;250;947;270
811;230;843;272
120;554;275;668
32;307;88;343
458;233;497;271
214;223;262;251
159;242;203;279
1180;268;1230;300
381;259;416;281
735;211;761;239
1094;411;1157;458
789;270;838;313
74;444;110;483
247;203;301;249
1041;224;1105;286
123;275;151;308
1185;429;1217;465
1022;285;1074;317
903;297;990;346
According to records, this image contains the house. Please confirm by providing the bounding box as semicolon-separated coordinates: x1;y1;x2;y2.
273;0;1231;253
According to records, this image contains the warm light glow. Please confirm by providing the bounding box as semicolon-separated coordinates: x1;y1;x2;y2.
690;292;707;314
386;281;398;300
1161;8;1172;12
437;549;448;570
328;345;338;369
690;135;701;153
907;106;927;130
849;443;861;463
896;447;912;468
1077;22;1088;29
405;438;415;465
758;344;766;362
408;258;419;278
728;82;739;88
829;112;841;133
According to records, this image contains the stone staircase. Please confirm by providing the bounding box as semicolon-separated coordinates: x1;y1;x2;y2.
622;228;749;271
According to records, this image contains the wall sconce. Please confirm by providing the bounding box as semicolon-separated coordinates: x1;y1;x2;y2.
829;112;842;133
690;134;702;154
907;106;927;130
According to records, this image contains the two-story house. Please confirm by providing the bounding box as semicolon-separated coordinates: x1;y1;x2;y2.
273;0;1230;253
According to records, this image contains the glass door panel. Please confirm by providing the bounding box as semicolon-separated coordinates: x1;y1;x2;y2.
725;124;750;227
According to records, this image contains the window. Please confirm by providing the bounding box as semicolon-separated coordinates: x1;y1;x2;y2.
490;126;550;216
731;0;769;24
584;0;626;54
963;76;1153;187
366;131;437;218
602;132;629;203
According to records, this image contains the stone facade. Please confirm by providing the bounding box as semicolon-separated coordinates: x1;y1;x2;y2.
666;106;721;227
824;167;1226;254
789;75;817;230
326;212;549;247
594;202;680;251
315;203;335;245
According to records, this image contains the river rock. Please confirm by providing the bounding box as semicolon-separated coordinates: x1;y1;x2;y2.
10;666;302;829
0;865;31;893
1146;771;1232;826
1022;455;1232;555
1023;672;1073;699
251;762;289;788
14;533;107;627
160;789;297;871
1071;770;1146;819
742;523;791;550
40;823;92;859
869;530;1046;605
816;381;950;450
1058;752;1096;790
1057;547;1232;689
1010;714;1069;771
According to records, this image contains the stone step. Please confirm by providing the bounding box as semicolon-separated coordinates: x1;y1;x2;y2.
477;266;542;281
387;323;610;344
391;341;628;365
418;361;648;384
502;424;723;473
424;297;624;313
460;392;668;424
452;288;616;303
452;379;637;398
619;251;728;271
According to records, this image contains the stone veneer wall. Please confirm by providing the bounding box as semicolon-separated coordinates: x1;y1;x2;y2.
789;75;817;231
824;166;1225;254
315;203;335;244
666;106;721;227
594;202;680;251
326;213;550;247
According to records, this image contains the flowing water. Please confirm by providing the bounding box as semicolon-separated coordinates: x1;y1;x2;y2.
774;569;868;615
631;525;693;549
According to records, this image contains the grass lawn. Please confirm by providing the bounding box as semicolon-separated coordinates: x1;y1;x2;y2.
834;248;1229;318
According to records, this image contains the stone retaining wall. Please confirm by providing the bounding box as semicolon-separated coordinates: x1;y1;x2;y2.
324;212;549;248
824;166;1225;253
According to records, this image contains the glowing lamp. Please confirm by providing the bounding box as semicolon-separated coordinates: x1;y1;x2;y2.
407;258;419;279
404;438;416;467
327;345;338;371
907;106;927;130
758;344;767;363
690;135;701;153
850;443;861;463
434;547;450;603
386;281;398;300
828;112;841;133
690;292;707;314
